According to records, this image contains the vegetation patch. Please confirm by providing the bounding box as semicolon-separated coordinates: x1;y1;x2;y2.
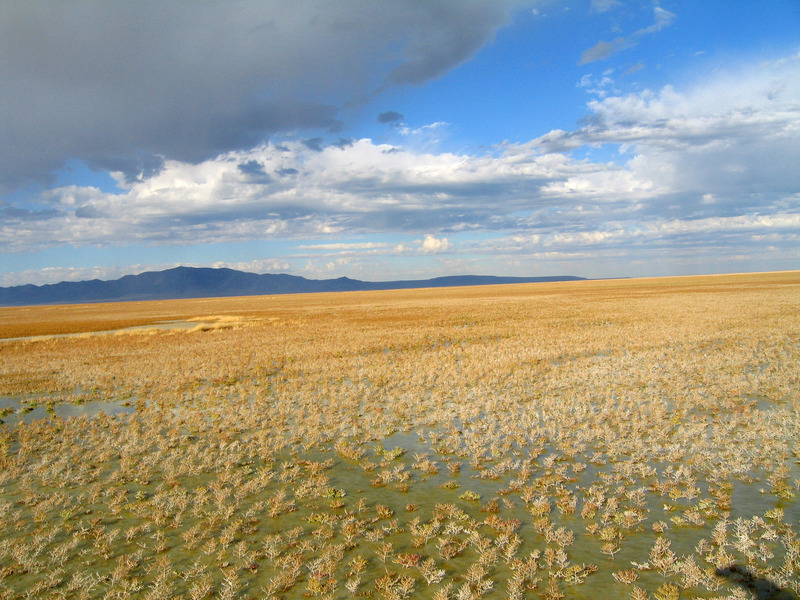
0;273;798;599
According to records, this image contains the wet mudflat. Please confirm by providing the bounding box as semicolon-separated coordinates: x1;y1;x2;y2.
0;272;798;599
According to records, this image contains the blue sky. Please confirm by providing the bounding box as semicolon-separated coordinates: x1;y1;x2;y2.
1;1;799;286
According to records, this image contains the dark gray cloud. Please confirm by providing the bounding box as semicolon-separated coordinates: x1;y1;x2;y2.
91;155;166;185
331;137;355;149
75;205;105;219
384;2;513;86
378;111;404;124
238;160;272;183
0;1;519;191
0;205;62;220
302;138;324;152
238;160;265;176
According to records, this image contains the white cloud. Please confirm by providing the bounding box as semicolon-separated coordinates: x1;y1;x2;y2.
577;72;618;97
210;259;290;273
0;263;180;287
535;53;800;210
420;235;452;253
2;52;799;283
298;242;391;251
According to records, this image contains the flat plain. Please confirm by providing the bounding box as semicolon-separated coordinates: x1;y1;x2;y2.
0;272;798;600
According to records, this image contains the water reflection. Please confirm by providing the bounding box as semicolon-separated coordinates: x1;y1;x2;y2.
0;395;135;426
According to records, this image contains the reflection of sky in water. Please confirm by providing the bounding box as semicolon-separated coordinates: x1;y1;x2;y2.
0;396;135;425
0;400;796;599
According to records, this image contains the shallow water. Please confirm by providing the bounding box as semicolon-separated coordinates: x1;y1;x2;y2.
0;396;796;599
0;414;796;599
0;395;136;425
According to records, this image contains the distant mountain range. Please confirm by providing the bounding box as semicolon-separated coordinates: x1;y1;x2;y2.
0;266;586;307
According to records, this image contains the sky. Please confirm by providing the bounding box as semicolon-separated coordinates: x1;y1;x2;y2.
1;1;799;287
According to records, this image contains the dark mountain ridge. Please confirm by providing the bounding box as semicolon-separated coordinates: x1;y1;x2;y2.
0;266;586;307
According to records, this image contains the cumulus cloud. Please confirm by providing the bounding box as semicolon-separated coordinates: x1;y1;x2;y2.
538;55;800;216
420;235;452;253
0;1;519;191
1;53;798;280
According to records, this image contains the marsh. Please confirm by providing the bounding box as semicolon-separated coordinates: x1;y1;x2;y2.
0;272;798;599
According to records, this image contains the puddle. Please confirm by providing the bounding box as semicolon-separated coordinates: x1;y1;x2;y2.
0;395;136;426
0;410;796;600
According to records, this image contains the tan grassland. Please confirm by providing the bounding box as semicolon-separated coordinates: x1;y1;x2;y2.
0;271;798;599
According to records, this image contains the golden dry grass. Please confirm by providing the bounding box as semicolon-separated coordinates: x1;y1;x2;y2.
0;271;798;600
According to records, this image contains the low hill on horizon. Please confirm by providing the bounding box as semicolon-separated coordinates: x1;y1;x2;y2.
0;267;586;307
